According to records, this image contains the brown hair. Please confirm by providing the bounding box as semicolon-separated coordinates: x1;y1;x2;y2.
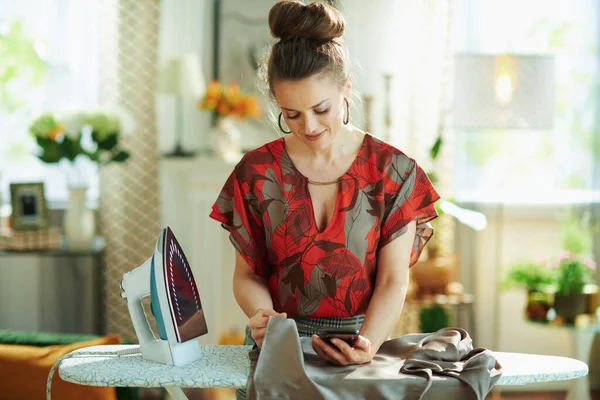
265;0;349;96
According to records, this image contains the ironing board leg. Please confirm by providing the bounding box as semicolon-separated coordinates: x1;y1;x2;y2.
165;386;189;400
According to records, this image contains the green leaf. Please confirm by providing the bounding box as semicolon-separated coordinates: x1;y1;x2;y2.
94;133;118;150
36;137;64;163
502;260;555;292
87;150;100;162
37;153;61;163
61;136;84;162
110;150;130;163
430;135;443;160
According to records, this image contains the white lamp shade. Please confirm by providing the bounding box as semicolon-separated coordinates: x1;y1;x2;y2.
453;54;555;130
157;53;206;98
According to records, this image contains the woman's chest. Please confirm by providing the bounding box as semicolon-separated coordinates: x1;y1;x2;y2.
263;176;385;268
307;184;339;233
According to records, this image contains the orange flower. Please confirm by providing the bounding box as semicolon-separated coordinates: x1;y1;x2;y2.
225;82;240;102
233;101;248;119
217;102;230;116
206;80;221;99
245;96;261;118
48;125;63;140
206;97;218;110
198;80;261;120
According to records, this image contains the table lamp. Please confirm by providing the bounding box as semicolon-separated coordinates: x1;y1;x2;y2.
453;54;555;130
158;53;206;157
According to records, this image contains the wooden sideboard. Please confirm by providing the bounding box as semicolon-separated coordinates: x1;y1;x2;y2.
0;237;105;335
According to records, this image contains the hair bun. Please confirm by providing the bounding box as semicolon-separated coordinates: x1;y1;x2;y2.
269;1;345;42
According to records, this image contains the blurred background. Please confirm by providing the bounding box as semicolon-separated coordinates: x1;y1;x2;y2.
0;0;598;399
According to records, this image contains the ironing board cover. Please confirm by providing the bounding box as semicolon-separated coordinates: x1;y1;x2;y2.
210;133;440;319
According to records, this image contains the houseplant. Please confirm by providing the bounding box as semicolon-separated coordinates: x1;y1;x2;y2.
551;212;598;324
197;81;261;163
502;260;555;321
552;251;596;323
419;304;450;333
29;108;132;248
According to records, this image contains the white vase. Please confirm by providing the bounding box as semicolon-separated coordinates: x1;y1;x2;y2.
63;187;95;249
211;117;242;163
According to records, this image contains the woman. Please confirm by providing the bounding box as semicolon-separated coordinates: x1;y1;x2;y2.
209;0;440;390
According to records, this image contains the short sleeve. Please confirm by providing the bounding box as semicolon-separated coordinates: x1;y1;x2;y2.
378;154;440;266
209;168;268;277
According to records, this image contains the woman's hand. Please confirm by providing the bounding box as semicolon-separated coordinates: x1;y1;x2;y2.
311;334;374;366
248;309;287;346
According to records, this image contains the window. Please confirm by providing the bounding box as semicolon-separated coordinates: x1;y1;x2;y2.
453;0;599;203
0;0;100;207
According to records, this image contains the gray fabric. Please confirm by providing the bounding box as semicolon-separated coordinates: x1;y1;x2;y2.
247;317;502;400
237;315;364;400
400;327;502;399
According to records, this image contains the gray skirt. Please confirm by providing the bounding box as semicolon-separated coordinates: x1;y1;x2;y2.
236;315;365;400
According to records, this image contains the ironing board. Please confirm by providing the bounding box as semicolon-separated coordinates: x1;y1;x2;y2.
58;344;588;399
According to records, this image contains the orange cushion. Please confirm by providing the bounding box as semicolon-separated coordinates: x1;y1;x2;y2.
0;334;121;400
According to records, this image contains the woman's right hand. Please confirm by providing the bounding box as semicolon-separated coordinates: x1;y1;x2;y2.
249;309;287;346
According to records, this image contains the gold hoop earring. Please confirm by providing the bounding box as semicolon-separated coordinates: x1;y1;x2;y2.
343;98;349;125
278;112;291;134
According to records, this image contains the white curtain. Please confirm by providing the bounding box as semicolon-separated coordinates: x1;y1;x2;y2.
99;0;160;341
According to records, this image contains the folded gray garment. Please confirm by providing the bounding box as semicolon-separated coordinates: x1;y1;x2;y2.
247;317;502;400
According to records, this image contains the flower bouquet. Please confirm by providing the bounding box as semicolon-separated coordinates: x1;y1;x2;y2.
198;81;261;120
29;107;133;248
198;81;261;163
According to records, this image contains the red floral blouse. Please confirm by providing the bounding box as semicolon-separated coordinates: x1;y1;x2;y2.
209;133;440;318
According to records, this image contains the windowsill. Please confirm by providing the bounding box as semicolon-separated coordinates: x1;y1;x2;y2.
0;198;99;217
455;189;600;206
47;199;99;211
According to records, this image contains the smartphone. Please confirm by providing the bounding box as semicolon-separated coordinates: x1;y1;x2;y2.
317;329;360;346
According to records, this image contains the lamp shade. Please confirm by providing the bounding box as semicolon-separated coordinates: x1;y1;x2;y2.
453;54;555;130
157;53;206;98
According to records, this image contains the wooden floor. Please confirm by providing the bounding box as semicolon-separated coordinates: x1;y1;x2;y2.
140;388;600;400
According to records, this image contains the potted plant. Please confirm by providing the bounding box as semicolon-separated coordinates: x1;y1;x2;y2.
29;108;132;248
502;260;555;321
552;251;596;324
419;304;450;333
551;212;598;324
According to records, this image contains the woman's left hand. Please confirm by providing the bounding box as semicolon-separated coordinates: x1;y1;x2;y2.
311;334;373;366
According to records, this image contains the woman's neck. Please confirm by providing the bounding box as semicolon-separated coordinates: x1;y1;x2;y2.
287;125;362;167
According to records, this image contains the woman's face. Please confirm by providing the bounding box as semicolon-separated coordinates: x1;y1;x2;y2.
273;73;349;151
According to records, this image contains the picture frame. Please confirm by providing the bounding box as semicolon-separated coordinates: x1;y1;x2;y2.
9;182;49;231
